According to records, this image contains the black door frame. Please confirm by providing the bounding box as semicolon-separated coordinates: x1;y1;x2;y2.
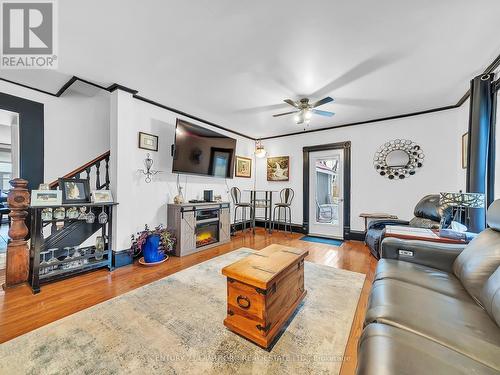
0;92;44;190
303;141;351;238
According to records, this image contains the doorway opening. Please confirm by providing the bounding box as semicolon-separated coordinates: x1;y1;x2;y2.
303;142;351;239
0;109;20;276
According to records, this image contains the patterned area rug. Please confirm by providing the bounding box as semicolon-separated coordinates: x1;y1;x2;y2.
0;248;365;375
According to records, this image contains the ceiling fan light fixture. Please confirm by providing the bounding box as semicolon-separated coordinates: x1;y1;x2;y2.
294;114;300;123
305;110;312;120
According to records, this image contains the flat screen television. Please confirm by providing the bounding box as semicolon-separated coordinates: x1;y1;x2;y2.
172;119;236;178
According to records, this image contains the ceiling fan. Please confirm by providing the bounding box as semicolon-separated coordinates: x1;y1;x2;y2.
273;96;335;124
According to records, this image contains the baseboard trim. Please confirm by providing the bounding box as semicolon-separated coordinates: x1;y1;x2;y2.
346;230;366;241
232;220;307;234
112;249;133;268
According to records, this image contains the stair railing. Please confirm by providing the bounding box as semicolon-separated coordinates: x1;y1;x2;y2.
48;150;110;191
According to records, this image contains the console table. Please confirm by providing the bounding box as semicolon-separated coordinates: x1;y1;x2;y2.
29;202;116;294
167;202;230;257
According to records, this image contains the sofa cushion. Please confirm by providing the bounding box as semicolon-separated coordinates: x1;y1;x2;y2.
452;228;500;304
357;323;499;375
487;199;500;231
408;216;440;229
365;278;500;370
374;259;468;299
480;266;500;327
413;194;443;222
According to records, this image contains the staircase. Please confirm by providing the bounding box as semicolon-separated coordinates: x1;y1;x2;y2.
45;151;111;250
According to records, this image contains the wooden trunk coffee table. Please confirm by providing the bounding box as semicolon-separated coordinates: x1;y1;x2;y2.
221;244;308;349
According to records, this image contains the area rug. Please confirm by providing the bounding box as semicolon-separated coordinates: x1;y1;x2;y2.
0;248;365;375
300;235;344;246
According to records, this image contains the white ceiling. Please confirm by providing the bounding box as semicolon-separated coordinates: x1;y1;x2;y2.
1;0;500;138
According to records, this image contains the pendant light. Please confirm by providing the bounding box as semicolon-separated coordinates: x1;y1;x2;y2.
255;140;267;158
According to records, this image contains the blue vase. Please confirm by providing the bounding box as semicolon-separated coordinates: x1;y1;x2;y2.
143;234;165;263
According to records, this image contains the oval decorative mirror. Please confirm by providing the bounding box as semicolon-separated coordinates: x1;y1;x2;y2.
373;139;424;180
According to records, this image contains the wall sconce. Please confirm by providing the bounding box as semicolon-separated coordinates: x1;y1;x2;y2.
138;153;161;183
255;140;267;158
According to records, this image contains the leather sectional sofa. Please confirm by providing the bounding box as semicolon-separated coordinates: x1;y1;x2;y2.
357;199;500;374
365;194;452;259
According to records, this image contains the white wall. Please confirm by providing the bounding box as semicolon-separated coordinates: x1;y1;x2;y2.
256;107;468;232
0;80;110;183
110;91;255;250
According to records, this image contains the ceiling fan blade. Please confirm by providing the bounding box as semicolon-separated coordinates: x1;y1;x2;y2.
272;110;299;117
284;99;299;108
312;109;335;117
312;97;334;108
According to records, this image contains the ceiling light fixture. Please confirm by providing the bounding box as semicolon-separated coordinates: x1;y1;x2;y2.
255;140;267;158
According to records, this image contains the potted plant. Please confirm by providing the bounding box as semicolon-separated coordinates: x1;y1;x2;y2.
130;224;176;265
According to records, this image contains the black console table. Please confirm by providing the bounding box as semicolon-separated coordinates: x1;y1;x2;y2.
28;202;117;294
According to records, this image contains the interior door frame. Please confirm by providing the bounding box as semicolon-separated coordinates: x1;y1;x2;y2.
0;92;44;190
303;141;351;238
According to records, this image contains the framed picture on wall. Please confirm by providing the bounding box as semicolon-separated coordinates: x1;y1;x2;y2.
267;156;289;181
462;132;468;169
235;156;252;178
138;132;159;152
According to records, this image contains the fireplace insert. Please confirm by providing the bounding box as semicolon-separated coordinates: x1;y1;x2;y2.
196;221;219;248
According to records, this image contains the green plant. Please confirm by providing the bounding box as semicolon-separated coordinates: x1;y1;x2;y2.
130;224;176;257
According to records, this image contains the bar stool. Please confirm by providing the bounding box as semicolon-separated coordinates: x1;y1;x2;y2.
230;187;252;233
273;188;294;234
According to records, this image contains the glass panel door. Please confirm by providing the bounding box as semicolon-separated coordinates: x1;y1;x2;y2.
308;149;343;238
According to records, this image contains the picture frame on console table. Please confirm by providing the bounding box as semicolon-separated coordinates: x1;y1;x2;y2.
58;178;91;204
139;131;159;152
31;190;62;206
91;190;114;203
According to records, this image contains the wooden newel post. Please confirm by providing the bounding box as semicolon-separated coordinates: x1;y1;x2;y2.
4;178;30;288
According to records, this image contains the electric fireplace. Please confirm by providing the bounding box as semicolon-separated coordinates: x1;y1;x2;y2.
167;202;230;257
196;221;219;248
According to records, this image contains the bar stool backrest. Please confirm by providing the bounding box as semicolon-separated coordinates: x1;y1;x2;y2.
230;187;242;204
280;188;294;205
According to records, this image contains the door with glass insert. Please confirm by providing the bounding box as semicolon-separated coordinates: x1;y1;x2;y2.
308;149;344;238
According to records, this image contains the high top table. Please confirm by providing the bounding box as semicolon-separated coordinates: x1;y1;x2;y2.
243;190;278;234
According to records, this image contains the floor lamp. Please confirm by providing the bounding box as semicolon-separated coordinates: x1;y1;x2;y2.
439;191;485;231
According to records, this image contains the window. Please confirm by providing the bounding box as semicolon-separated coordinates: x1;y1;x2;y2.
0;149;12;191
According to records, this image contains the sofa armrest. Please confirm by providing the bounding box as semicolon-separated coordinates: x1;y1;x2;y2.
380;237;466;273
368;219;410;230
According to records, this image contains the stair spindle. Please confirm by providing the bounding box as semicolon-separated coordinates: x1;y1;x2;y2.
86;167;91;182
95;161;101;190
105;156;110;189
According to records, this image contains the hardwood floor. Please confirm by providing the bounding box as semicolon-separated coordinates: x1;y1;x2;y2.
0;228;376;374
